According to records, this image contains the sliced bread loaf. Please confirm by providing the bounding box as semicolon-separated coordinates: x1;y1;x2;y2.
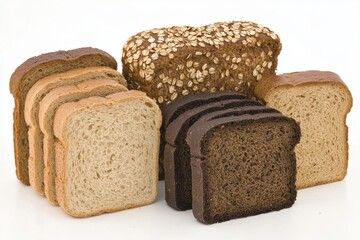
53;91;162;217
254;71;353;188
187;113;300;224
9;47;117;185
164;98;264;210
38;79;127;205
159;92;249;179
122;21;281;105
25;66;127;195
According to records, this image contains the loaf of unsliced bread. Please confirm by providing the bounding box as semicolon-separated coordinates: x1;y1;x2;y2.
164;97;263;211
10;47;117;185
187;112;300;224
25;67;127;195
160;92;250;180
38;79;127;205
53;91;162;217
122;21;281;106
255;71;352;189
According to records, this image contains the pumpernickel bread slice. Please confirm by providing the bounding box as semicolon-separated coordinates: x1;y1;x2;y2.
160;92;248;179
25;67;127;195
187;113;300;224
54;91;161;217
10;47;117;185
38;79;127;205
164;99;264;210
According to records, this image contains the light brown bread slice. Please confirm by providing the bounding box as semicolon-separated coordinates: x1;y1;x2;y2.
54;90;162;217
38;79;127;205
9;47;117;185
255;71;352;189
25;66;127;195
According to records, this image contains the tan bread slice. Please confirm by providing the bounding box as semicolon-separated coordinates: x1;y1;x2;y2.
9;47;117;185
53;90;162;217
25;66;127;195
254;71;352;189
38;79;127;205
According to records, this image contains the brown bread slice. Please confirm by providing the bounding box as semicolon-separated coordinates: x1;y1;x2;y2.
25;67;127;195
164;99;264;210
9;47;117;185
38;79;127;205
254;71;353;189
122;21;282;106
159;92;248;180
53;91;162;217
187;113;300;224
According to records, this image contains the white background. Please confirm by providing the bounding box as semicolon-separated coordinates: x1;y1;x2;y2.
1;0;359;239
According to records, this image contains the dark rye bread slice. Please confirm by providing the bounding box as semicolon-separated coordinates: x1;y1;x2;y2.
187;113;300;224
9;47;117;185
159;92;248;179
164;100;266;210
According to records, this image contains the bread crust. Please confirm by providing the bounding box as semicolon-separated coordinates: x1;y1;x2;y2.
255;71;353;189
9;47;117;185
54;90;161;217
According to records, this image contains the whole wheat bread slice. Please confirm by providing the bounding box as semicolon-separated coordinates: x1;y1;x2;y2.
25;66;127;195
53;90;162;217
9;47;117;185
255;71;353;189
38;79;127;205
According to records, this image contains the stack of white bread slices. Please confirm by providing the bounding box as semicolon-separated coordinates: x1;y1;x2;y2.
10;48;162;217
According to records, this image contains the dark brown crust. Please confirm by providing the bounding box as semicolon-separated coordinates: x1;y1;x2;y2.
159;92;247;180
9;47;117;185
187;113;300;224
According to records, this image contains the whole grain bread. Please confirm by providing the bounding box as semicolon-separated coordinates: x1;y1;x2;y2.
160;92;249;180
38;79;127;205
122;21;281;106
164;99;264;211
9;47;117;185
53;91;162;217
254;71;353;189
187;113;300;224
25;67;127;194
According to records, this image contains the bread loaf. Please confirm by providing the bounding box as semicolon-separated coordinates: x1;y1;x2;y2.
25;67;127;195
254;71;352;189
10;48;117;185
122;21;281;106
53;91;162;217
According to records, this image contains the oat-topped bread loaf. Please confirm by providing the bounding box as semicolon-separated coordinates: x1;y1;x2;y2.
164;95;264;210
54;91;162;217
38;79;127;205
160;92;250;180
187;112;300;224
255;71;352;189
10;47;117;185
122;21;281;105
25;67;127;195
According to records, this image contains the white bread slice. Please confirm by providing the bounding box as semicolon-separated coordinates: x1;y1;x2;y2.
38;79;127;205
53;90;162;217
25;66;127;195
255;71;352;189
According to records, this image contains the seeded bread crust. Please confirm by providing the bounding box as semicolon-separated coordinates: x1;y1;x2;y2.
122;21;281;106
9;47;117;185
25;67;127;194
54;91;161;217
254;71;353;188
187;113;300;224
160;92;248;180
